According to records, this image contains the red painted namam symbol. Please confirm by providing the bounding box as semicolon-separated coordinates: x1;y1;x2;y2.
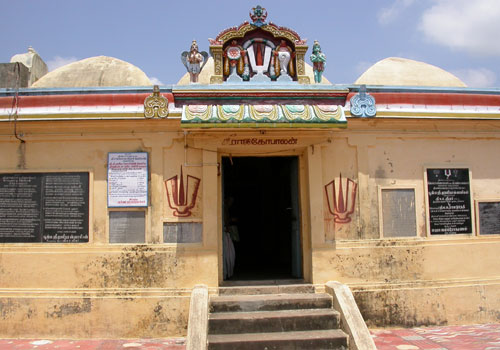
164;167;201;217
325;173;357;224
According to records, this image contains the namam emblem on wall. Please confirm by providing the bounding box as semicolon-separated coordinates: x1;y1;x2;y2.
164;167;201;217
325;174;357;223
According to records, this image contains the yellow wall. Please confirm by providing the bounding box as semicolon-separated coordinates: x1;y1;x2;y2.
1;117;500;336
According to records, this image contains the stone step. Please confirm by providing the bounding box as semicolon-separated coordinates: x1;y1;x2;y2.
207;329;348;350
218;284;315;296
210;293;332;313
208;308;340;334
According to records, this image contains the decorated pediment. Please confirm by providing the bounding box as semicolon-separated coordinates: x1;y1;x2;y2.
181;104;346;128
208;6;309;84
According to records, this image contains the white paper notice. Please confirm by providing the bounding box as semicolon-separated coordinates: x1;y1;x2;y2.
108;153;148;207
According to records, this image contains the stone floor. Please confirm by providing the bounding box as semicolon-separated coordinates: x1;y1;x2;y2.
0;338;186;349
1;324;500;349
372;323;500;350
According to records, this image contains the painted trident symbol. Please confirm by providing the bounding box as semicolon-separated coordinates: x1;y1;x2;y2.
164;167;201;217
325;173;357;224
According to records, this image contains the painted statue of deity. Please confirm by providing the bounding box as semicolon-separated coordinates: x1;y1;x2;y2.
181;40;209;83
274;40;295;81
310;40;326;83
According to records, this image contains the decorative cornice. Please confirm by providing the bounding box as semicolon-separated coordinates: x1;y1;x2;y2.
182;104;346;128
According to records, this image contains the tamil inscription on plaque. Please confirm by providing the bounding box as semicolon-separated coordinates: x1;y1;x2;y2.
426;168;472;235
0;172;89;243
109;211;145;243
478;201;500;235
108;152;148;207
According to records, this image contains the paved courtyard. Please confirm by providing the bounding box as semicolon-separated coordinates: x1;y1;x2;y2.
0;324;499;349
372;323;500;350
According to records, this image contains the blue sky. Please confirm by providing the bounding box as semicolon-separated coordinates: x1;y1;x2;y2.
2;0;500;87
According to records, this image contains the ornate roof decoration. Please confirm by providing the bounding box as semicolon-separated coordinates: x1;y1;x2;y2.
250;5;268;27
208;6;309;84
181;104;346;128
210;22;304;46
350;85;376;118
144;85;168;118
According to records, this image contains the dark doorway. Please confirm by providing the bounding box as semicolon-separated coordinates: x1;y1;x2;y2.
222;156;302;281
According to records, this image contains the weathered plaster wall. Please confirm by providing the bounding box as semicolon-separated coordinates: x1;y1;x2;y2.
0;121;218;337
1;117;500;336
314;128;500;326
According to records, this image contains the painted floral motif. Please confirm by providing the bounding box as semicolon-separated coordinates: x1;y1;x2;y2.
184;105;212;121
282;104;312;121
249;105;279;121
217;105;245;121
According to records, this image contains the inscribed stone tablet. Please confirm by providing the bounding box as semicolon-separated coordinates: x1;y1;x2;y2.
109;211;145;243
426;168;472;234
478;202;500;235
163;222;202;243
382;189;417;237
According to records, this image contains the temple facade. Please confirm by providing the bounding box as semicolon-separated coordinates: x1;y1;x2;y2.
0;7;499;338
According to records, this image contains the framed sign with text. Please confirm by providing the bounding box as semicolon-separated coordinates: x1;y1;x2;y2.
107;152;148;207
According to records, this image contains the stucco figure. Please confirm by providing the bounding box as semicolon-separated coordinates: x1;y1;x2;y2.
181;40;209;84
310;40;326;83
274;40;295;82
250;5;267;27
223;40;245;82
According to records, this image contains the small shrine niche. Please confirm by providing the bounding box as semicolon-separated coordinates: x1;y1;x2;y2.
208;6;309;84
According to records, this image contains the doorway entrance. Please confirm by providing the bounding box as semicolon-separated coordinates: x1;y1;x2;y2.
222;156;302;281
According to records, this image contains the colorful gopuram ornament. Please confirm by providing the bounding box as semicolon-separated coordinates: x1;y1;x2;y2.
181;40;209;84
208;6;310;84
250;5;267;27
325;174;357;224
144;85;168;118
164;167;201;217
310;40;326;83
274;40;296;82
350;85;376;117
223;41;246;82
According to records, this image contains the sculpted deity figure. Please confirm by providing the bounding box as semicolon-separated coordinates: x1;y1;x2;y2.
310;40;327;83
181;40;209;84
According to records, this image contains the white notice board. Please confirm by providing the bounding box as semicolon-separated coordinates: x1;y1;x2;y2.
107;152;148;207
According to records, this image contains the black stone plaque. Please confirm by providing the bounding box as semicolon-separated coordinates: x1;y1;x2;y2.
0;172;89;243
0;174;42;242
478;202;500;235
427;168;472;235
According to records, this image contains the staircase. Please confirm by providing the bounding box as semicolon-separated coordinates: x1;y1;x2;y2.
207;284;349;350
